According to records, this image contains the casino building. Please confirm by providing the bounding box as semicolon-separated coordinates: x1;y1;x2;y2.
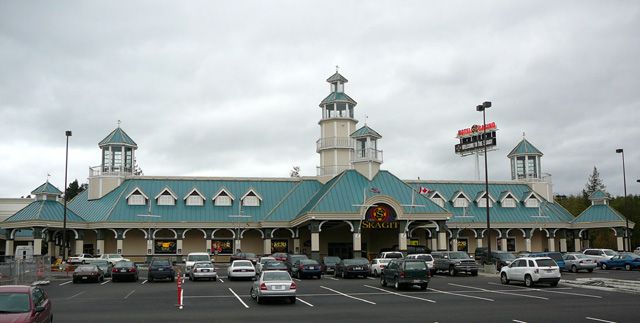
0;71;634;262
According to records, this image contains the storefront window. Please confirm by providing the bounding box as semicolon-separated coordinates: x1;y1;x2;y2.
211;240;233;255
154;240;176;254
271;239;288;253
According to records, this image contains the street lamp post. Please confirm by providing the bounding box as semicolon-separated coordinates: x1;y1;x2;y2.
136;213;161;263
476;101;492;262
62;130;72;260
615;149;629;251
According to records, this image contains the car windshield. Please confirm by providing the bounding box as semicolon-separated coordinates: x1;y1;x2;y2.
152;260;171;266
0;293;30;313
604;250;617;256
263;271;291;281
384;253;403;258
536;259;557;267
545;253;563;261
448;252;470;259
300;259;319;265
405;261;426;270
260;258;275;264
188;255;210;262
115;261;134;268
265;262;287;268
573;254;589;259
344;259;369;265
323;257;340;264
76;265;97;272
234;261;253;267
416;255;433;261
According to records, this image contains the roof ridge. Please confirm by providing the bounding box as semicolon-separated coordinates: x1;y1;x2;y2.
304;171;347;215
35;200;47;220
263;181;302;221
378;170;449;213
105;181;132;222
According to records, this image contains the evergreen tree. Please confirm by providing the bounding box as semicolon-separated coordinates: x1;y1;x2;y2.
65;179;85;201
582;166;606;198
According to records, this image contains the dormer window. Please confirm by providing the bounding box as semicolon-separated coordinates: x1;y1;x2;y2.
453;198;469;208
525;198;539;208
478;198;493;208
502;198;516;208
213;188;235;206
241;189;262;207
126;188;148;206
184;188;205;206
155;188;177;206
430;192;446;208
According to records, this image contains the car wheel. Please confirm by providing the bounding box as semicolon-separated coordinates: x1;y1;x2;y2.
601;263;608;270
290;296;296;304
394;280;402;290
256;294;263;304
170;276;175;282
381;276;387;287
420;284;428;290
625;264;632;271
500;273;510;285
341;271;346;279
148;276;154;282
571;265;578;273
471;270;478;276
524;275;534;288
587;268;594;273
100;275;104;282
449;266;456;277
250;287;257;299
189;275;192;281
549;280;559;287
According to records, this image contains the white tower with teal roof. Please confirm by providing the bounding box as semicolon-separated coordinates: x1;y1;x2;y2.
316;69;358;181
88;123;138;200
350;124;383;179
507;135;553;201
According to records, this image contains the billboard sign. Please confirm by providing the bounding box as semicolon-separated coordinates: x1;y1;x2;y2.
455;122;498;155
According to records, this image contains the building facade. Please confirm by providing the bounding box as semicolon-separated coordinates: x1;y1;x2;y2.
1;72;634;262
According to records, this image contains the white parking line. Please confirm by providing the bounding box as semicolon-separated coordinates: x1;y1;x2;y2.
327;277;339;281
101;279;111;285
297;297;314;307
448;283;549;300
513;320;527;323
487;282;603;299
320;286;376;305
68;291;85;300
586;317;617;323
366;277;376;280
364;285;436;303
218;278;225;283
429;288;495;302
124;289;136;299
141;280;147;284
59;281;72;286
228;288;249;308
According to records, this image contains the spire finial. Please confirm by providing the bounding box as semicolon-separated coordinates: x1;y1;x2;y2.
117;120;121;128
522;131;525;138
335;65;339;73
46;173;51;183
364;114;368;126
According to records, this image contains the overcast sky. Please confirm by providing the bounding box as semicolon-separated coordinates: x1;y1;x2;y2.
1;0;639;198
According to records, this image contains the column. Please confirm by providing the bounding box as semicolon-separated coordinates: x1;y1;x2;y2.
175;229;184;262
263;228;272;256
547;237;555;252
524;228;532;252
5;239;14;257
205;229;213;254
32;228;43;256
617;237;624;252
48;240;55;258
293;237;301;254
437;221;448;251
351;220;362;258
234;228;242;253
116;229;124;254
476;237;483;249
96;229;105;256
429;229;438;252
75;236;85;256
559;238;567;252
574;230;582;252
398;221;408;252
310;221;320;261
449;228;459;252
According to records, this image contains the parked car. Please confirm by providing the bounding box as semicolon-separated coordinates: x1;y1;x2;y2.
111;261;139;282
272;252;288;262
321;256;341;274
67;253;94;264
479;251;517;271
185;252;211;274
290;259;322;279
228;260;256;280
380;259;429;290
334;258;370;278
528;252;565;270
189;261;217;281
262;261;289;272
405;254;435;274
370;258;392;277
148;258;175;282
85;259;113;277
250;270;296;304
432;251;478;276
256;257;276;275
73;264;104;283
600;253;640;271
285;254;309;272
583;249;617;265
0;285;53;323
500;257;560;287
562;253;596;273
99;254;130;265
379;251;404;259
230;252;259;265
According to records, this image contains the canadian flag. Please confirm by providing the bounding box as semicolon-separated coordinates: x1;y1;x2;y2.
419;186;431;195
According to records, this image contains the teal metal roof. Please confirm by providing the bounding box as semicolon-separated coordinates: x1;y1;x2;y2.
351;125;382;139
299;170;447;215
326;72;348;83
98;127;137;148
498;191;517;202
31;182;62;195
588;190;610;200
4;200;85;223
507;138;542;157
69;178;320;223
412;182;575;224
319;92;357;107
572;204;626;223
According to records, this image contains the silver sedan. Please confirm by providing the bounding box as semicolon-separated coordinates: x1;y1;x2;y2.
188;261;217;281
250;271;296;304
563;253;597;273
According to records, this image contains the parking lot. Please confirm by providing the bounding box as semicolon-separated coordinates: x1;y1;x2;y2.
41;266;639;323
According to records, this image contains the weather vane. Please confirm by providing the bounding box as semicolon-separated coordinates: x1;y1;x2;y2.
117;120;121;128
336;65;339;73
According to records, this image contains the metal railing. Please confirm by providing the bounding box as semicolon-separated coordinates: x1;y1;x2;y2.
0;256;52;285
316;137;355;151
316;165;353;177
353;148;383;163
89;165;133;177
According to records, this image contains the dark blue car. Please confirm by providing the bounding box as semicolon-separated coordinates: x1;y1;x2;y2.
529;252;565;270
600;253;640;271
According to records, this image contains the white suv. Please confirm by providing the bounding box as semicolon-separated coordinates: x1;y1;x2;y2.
185;252;211;274
500;257;560;287
379;251;404;259
405;254;435;274
99;254;130;265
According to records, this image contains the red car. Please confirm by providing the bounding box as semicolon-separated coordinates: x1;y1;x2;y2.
0;285;53;323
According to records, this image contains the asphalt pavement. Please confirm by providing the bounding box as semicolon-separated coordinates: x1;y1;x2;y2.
39;266;640;323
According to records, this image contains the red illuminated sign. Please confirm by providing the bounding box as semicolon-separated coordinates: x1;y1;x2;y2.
457;122;496;138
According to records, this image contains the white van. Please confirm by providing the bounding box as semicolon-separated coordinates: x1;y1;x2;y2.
185;252;211;274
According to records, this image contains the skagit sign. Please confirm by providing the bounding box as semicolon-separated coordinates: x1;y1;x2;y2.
362;204;399;229
457;122;497;138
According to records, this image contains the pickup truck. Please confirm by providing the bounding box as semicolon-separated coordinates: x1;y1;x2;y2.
432;251;478;276
380;259;429;290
